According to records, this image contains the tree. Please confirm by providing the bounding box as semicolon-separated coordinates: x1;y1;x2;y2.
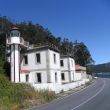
0;16;13;76
60;38;74;55
3;61;10;79
73;42;94;66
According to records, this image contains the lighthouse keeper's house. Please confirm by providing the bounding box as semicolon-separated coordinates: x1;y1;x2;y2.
6;27;90;93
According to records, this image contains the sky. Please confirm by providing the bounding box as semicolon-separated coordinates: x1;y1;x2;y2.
0;0;110;64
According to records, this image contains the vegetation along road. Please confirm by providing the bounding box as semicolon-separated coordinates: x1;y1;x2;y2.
30;78;110;110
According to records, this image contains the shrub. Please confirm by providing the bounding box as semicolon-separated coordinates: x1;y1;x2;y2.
0;75;56;110
37;90;56;103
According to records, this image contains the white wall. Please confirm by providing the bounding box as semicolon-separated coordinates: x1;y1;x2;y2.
49;50;60;70
60;57;76;82
20;74;26;82
21;49;61;71
74;73;82;81
32;79;90;93
60;58;68;70
21;48;61;84
68;58;75;71
21;50;47;70
60;57;75;71
20;71;48;83
81;72;88;79
29;71;47;83
68;58;76;81
50;70;61;83
61;72;70;83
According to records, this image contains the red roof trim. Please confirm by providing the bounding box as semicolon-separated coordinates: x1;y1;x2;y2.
20;70;30;73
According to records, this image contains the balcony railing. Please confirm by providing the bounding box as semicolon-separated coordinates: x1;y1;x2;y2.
7;37;29;47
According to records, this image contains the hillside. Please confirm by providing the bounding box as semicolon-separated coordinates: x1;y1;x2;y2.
88;62;110;73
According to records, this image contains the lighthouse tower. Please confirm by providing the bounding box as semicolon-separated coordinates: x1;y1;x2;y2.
7;27;29;83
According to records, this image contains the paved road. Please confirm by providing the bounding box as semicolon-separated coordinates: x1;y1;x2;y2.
31;78;110;110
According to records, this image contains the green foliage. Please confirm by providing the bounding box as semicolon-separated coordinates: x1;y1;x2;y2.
0;17;12;73
0;16;94;68
73;42;94;66
86;66;93;75
88;62;110;73
0;75;56;110
37;90;56;103
17;22;57;45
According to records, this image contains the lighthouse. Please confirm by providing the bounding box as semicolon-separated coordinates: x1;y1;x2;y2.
6;27;29;83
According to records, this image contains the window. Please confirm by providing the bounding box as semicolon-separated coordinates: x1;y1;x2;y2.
26;74;29;82
24;55;28;65
55;72;57;82
60;60;64;66
37;73;41;83
61;73;65;80
53;54;56;64
36;53;41;63
11;32;13;37
11;30;20;37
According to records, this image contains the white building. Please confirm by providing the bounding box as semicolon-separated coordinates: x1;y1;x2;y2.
75;65;88;80
6;28;90;93
60;55;76;83
20;45;61;84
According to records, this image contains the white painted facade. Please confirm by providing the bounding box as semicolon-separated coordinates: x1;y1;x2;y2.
6;28;90;93
19;47;90;93
32;79;89;93
60;56;76;83
74;73;82;81
20;46;61;84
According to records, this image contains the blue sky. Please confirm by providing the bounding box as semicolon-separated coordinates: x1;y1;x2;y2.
0;0;110;64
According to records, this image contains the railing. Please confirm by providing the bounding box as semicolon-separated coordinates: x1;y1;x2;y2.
7;37;29;47
24;41;29;47
20;37;29;47
34;43;59;51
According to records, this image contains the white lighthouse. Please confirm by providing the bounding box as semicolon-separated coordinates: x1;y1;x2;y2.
7;27;29;83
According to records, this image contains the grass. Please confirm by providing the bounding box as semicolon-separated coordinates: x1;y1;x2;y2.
0;74;56;110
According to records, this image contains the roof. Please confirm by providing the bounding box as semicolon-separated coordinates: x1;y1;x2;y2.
60;54;74;59
23;45;60;54
11;27;19;30
75;65;86;71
